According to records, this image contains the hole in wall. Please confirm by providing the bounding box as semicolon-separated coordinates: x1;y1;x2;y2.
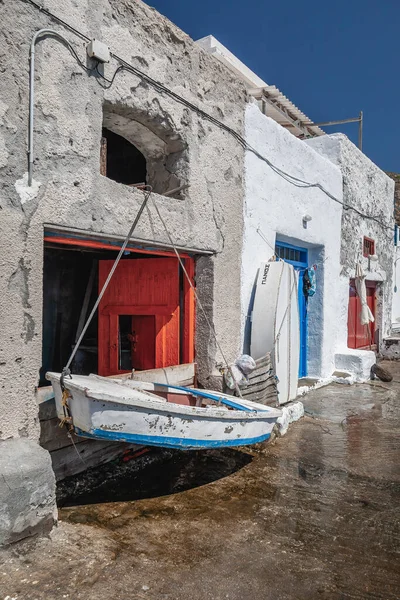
101;127;147;185
101;104;188;198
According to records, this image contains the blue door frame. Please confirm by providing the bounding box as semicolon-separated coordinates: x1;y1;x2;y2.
275;241;308;378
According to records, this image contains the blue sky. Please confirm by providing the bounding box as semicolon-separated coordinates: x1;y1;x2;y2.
147;0;399;172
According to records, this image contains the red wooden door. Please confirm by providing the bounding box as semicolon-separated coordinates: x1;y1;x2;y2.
98;258;180;376
347;279;376;349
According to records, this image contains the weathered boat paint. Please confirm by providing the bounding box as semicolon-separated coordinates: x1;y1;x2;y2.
47;373;281;450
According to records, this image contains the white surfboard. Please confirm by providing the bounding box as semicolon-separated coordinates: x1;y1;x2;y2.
250;261;300;404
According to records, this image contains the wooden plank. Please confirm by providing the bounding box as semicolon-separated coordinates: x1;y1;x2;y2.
254;354;273;369
241;383;277;397
101;304;175;316
38;395;144;480
74;260;97;344
100;136;107;176
247;367;273;382
247;371;275;387
183;258;195;364
234;353;277;406
36;386;55;405
38;396;57;421
241;380;276;396
40;418;86;452
241;387;275;401
245;391;277;406
130;363;195;385
51;439;141;481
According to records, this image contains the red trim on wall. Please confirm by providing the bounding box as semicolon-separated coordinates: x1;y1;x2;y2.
43;235;190;258
182;258;196;364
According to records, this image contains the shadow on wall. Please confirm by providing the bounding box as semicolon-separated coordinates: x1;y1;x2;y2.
306;245;325;377
243;268;259;355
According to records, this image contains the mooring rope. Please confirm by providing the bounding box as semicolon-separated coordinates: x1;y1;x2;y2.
61;187;153;384
151;197;243;398
60;186;242;398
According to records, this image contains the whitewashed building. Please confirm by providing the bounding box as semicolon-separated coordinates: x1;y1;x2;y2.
198;35;395;383
0;3;395;548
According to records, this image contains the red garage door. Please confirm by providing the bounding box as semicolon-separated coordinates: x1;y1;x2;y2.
347;279;376;349
98;257;195;377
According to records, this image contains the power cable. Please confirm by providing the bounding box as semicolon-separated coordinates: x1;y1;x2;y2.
36;29;97;75
21;0;90;41
20;0;394;236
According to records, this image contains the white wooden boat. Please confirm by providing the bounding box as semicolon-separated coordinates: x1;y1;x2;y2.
250;261;300;404
46;372;281;450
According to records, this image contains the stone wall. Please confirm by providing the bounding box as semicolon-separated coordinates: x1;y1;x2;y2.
0;0;246;544
0;0;246;441
307;134;395;352
387;172;400;227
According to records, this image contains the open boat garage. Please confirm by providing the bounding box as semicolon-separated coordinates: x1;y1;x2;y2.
41;227;205;386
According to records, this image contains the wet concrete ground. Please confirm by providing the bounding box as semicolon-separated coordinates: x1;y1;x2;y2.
1;361;400;600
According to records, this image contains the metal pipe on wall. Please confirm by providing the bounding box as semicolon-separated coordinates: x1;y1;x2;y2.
306;113;364;151
28;29;79;186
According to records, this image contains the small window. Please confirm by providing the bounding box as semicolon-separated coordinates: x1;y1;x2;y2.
363;237;375;257
275;244;307;264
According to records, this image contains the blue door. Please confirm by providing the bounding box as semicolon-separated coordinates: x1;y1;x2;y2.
275;241;308;378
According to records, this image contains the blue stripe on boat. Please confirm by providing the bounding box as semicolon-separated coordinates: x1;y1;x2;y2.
153;383;267;412
74;427;271;450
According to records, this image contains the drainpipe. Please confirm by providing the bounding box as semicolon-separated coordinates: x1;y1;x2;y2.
28;29;73;186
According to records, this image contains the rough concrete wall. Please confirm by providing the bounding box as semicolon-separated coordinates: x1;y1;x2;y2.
387;172;400;227
0;439;56;546
391;246;400;327
307;134;395;350
0;0;246;440
386;174;400;329
243;103;343;378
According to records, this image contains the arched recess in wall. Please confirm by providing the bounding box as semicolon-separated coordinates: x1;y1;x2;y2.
102;103;188;198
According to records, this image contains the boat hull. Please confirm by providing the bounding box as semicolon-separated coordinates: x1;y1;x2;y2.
251;261;300;404
47;373;280;450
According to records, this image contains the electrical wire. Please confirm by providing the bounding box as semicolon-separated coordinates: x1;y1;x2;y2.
36;29;98;75
22;0;90;42
95;64;124;89
21;0;395;237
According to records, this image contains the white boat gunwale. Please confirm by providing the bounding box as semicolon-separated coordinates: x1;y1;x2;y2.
47;373;281;421
46;372;281;450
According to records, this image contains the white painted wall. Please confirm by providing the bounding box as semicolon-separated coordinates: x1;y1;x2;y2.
391;246;400;329
242;102;343;378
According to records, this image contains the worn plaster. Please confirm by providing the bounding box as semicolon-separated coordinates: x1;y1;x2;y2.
0;0;248;545
307;134;395;354
0;0;246;444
